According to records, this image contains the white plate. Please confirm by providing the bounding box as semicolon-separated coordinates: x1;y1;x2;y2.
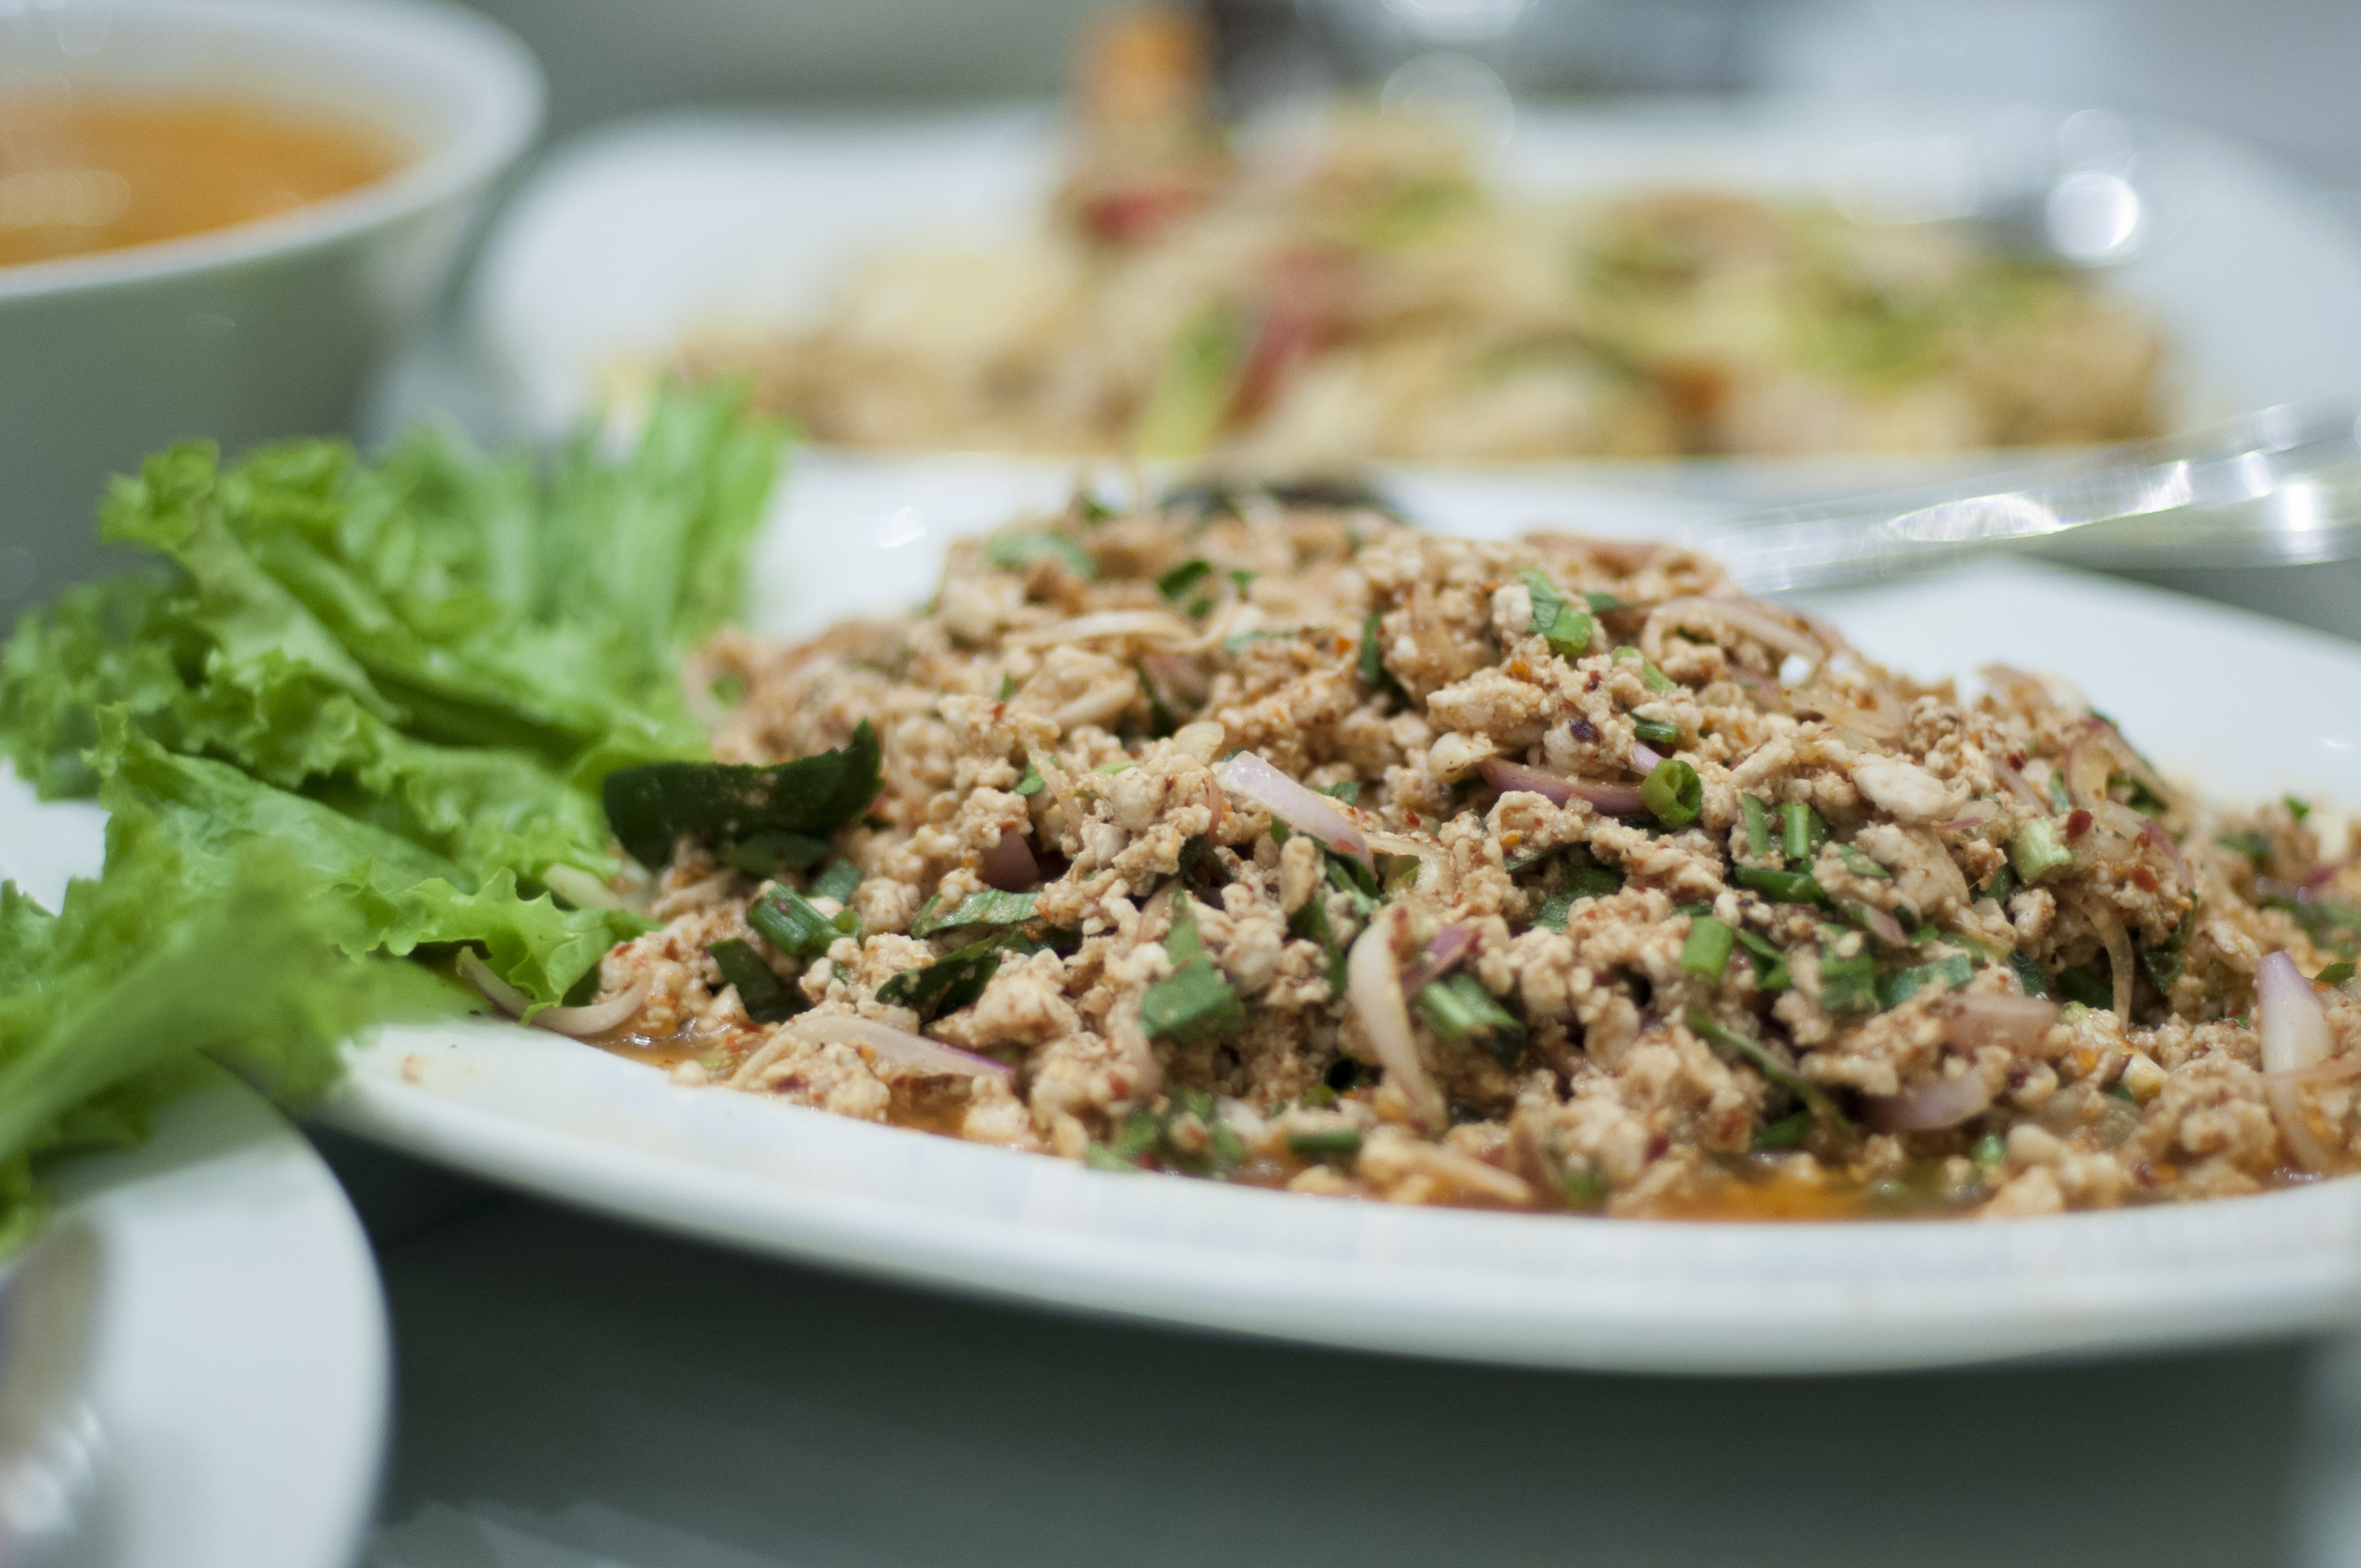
17;478;2361;1375
468;98;2361;503
0;785;391;1568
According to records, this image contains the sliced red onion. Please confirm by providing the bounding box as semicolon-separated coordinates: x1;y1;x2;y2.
1480;757;1648;817
2260;950;2337;1172
798;1014;1013;1080
1347;909;1444;1130
2138;816;2191;887
458;949;653;1038
1631;741;1666;775
979;825;1039;892
1397;923;1475;998
1217;751;1373;870
1647;596;1822;663
1943;991;2059;1054
1003;610;1193;648
2062;721;2111;810
1937;801;2003;833
1993;759;2048;811
2264;1056;2361;1089
2301;861;2352;901
1849;902;1911;951
2064;892;2136;1019
1863;1067;1992;1132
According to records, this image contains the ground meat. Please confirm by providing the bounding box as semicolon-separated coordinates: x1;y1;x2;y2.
592;493;2361;1220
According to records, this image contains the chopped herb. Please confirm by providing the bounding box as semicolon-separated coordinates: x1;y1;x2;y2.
1288;1126;1363;1158
2319;961;2356;988
1359;610;1389;691
2105;1080;2138;1104
2286;795;2313;822
1584;591;1627;613
1187;596;1214;618
1685;1005;1845;1126
1561;1166;1611;1208
2056;965;2113;1009
998;672;1017;701
1229;568;1258;595
1095;758;1136;775
1755;1111;1810;1149
1972;1132;2008;1167
1682;915;1735;981
913;888;1039;936
718;830;831;877
1834;843;1891;880
1413;972;1525;1064
602;721;882;871
1641;757;1701;829
1223;629;1295;655
1157;558;1214;602
1289;893;1350;994
2140;908;2195;993
1535;892;1578;932
1015;763;1045;796
2262;895;2361;955
1084;1142;1140;1172
1632;717;1682;747
876;935;1005;1018
1142;898;1245;1044
1838;900;1906;948
810;857;863;907
2010;817;2074;882
1736;866;1824;905
1301;1083;1339;1109
2111;774;2168;816
707;938;798;1023
2215;830;2273;864
984;531;1097;579
1875;953;1974;1010
1564;862;1623;900
1780;800;1826;865
1818;946;1879;1013
1741;795;1773;859
1325;855;1378;918
1516;569;1594;660
2008;951;2051;999
1983;864;2017;905
2047;769;2071;813
1732;925;1792;991
1316;781;1362;804
749;885;859;958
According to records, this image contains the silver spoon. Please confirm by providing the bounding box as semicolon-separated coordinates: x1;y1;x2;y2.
1682;401;2361;595
0;1220;106;1568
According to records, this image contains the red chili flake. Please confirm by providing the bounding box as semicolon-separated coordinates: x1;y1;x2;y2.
2064;809;2093;840
2129;865;2158;893
1570;717;1599;743
2132;1162;2156;1188
1645;1134;1670;1162
1405;812;1422;828
2008;750;2029;769
1585;673;1603;692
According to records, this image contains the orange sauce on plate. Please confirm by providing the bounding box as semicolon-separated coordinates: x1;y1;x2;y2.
0;93;404;268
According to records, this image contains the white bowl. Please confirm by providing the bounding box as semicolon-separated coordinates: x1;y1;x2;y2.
0;0;544;621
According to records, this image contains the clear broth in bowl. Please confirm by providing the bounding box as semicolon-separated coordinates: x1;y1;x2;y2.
0;93;404;269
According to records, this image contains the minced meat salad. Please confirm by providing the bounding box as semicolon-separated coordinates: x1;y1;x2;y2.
582;488;2361;1219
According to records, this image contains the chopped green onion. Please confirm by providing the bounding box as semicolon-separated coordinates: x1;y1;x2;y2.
810;857;863;907
2215;829;2273;864
1562;1166;1610;1208
1875;953;1974;1011
1414;971;1525;1064
1641;757;1701;829
1157;558;1214;601
2010;817;2074;882
750;885;857;958
1685;1005;1845;1126
1972;1132;2007;1167
1741;795;1773;859
1517;569;1595;660
1288;894;1349;994
1818;946;1879;1013
1095;758;1135;775
707;938;798;1023
2055;965;2113;1010
1639;661;1677;693
1731;925;1792;991
1288;1126;1363;1158
998;672;1017;701
1015;763;1045;797
2008;952;2051;999
1682;915;1735;981
2318;961;2356;988
1834;843;1890;880
1755;1111;1810;1149
1735;866;1824;905
985;532;1096;579
1982;864;2016;905
1359;610;1388;691
1780;800;1826;865
913;888;1039;936
1632;717;1682;747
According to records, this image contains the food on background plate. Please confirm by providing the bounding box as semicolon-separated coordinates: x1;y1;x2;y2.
8;391;2355;1227
0;93;404;270
689;7;2163;464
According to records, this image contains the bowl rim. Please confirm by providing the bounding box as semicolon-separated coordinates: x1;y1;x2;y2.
0;0;545;302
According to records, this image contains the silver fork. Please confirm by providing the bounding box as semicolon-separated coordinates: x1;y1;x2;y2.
1682;402;2361;594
